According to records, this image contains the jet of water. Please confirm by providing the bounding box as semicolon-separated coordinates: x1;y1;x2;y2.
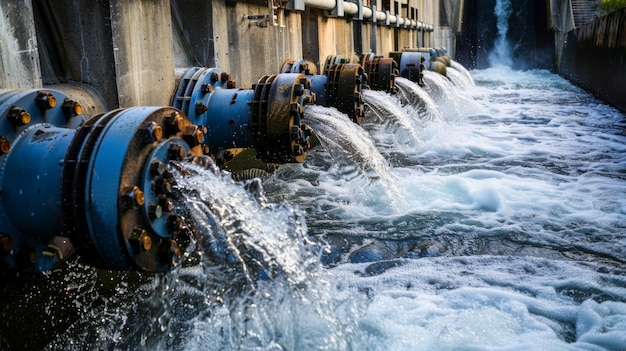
303;105;396;182
162;157;362;350
451;60;475;86
393;77;443;121
488;0;513;67
303;105;408;213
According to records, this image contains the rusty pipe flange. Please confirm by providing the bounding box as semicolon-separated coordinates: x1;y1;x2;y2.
360;53;399;94
324;63;366;124
172;67;236;124
62;106;203;272
323;55;348;74
279;59;306;74
251;74;314;163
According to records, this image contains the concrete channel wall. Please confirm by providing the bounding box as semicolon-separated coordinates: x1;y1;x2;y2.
0;0;440;111
558;7;626;112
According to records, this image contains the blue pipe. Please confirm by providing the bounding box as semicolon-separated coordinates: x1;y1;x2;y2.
0;89;84;271
280;57;366;124
0;89;203;273
172;67;314;163
389;51;426;87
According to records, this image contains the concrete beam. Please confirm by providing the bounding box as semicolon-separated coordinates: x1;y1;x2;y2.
0;0;42;89
109;0;175;107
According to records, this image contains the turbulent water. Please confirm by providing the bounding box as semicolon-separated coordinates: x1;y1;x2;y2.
47;65;626;350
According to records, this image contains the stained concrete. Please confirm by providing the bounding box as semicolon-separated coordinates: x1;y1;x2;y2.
0;0;41;89
1;0;435;108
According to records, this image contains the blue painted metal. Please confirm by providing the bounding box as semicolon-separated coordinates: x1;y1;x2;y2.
172;67;315;163
0;89;84;272
390;51;426;87
0;89;202;273
279;56;366;124
65;106;202;272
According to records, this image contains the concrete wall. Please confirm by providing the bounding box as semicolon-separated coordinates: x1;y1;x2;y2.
558;7;626;112
0;0;41;89
0;0;440;110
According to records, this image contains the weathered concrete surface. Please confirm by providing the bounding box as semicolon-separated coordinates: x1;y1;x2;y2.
0;0;41;89
2;0;438;108
559;7;626;112
550;0;576;70
110;0;175;107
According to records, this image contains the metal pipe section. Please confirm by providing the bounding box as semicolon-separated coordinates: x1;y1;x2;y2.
304;0;428;29
280;57;366;124
359;53;399;94
389;51;426;87
401;47;448;76
172;67;314;164
0;89;203;273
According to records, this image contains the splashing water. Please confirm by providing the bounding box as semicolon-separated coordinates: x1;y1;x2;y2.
167;159;362;350
303;105;398;185
451;59;475;86
489;0;513;67
393;77;442;122
75;158;364;350
303;105;409;213
422;70;455;103
446;67;474;91
43;61;626;351
362;89;425;146
422;70;483;119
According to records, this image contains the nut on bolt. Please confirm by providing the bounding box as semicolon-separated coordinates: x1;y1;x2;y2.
293;84;304;97
183;125;204;146
165;111;184;133
195;102;208;115
121;186;145;209
0;137;10;154
35;92;57;110
168;143;186;160
157;194;174;212
130;227;152;251
150;159;166;176
148;204;163;220
8;107;31;126
220;72;230;83
154;178;172;194
167;215;185;233
61;99;82;117
140;121;163;144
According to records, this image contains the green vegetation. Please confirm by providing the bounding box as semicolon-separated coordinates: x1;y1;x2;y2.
600;0;626;14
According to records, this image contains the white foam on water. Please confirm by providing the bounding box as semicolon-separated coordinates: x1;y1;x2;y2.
329;256;626;351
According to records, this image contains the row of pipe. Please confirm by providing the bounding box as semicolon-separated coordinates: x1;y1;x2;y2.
0;70;317;273
0;47;452;275
301;0;435;31
253;1;435;30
